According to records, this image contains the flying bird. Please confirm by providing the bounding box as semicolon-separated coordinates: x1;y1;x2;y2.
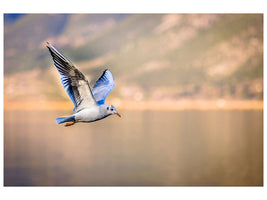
46;42;121;126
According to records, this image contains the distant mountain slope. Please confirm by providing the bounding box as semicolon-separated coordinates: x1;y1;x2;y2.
4;14;263;102
4;14;68;51
4;14;128;74
4;14;25;26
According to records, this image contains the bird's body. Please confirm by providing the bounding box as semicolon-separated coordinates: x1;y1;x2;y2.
46;42;120;126
75;105;111;122
76;107;103;122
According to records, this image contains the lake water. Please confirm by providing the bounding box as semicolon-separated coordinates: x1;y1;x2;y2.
4;110;263;186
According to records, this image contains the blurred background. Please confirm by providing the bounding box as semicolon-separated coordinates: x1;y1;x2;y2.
4;14;263;186
4;14;263;105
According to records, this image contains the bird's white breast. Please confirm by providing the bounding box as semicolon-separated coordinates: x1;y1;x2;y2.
74;106;101;122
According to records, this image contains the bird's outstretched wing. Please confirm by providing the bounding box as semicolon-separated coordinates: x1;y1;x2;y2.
46;42;97;112
92;69;115;105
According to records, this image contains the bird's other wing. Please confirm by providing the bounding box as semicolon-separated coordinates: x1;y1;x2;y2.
92;69;115;105
46;42;97;112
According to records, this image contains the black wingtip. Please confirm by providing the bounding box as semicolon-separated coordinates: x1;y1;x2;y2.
98;69;109;79
46;41;51;49
102;69;108;75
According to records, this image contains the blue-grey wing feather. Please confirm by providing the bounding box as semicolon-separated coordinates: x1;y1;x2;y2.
92;69;115;105
47;43;97;112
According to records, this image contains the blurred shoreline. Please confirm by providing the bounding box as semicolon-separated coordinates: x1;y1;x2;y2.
4;100;263;111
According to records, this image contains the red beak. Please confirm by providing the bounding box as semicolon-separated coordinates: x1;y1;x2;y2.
115;113;121;117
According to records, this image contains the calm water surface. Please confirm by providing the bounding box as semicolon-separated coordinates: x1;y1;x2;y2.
4;110;263;186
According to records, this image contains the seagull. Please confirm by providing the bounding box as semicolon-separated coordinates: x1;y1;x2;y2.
46;42;121;126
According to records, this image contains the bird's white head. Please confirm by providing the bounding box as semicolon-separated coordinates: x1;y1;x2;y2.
104;104;121;117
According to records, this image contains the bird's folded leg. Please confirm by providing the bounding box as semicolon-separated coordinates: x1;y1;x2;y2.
65;121;75;127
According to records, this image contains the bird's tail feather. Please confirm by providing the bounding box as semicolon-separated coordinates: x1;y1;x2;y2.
55;115;75;124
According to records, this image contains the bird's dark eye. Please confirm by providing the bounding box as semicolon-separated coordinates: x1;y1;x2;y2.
111;108;114;111
107;107;109;110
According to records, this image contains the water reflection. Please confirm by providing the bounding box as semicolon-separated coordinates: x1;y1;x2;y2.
4;110;263;186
